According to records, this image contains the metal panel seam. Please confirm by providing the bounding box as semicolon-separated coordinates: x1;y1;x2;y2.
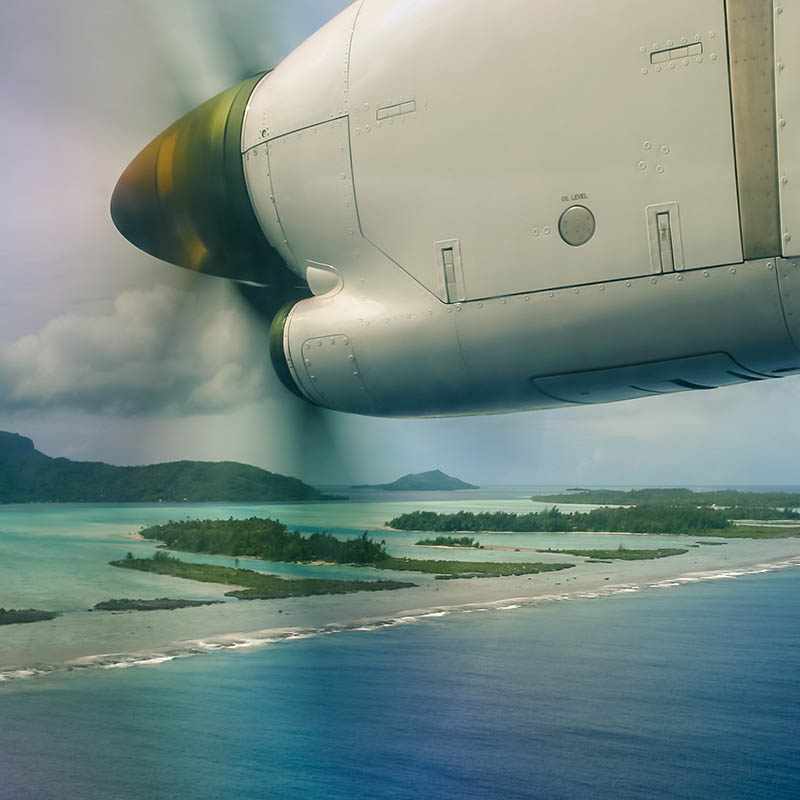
345;118;448;303
264;143;299;269
242;116;349;153
345;0;367;92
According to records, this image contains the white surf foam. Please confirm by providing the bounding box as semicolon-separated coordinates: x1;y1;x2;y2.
2;555;799;685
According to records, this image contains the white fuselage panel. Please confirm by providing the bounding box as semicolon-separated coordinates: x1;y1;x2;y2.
348;0;742;299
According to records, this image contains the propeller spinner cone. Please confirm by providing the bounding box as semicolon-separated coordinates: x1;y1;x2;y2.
111;72;287;286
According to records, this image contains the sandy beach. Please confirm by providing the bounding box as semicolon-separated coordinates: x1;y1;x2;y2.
4;532;799;682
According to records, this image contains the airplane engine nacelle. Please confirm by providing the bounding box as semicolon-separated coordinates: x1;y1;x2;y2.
245;0;800;416
115;0;800;418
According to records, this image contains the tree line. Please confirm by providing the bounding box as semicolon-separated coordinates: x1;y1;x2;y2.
530;488;800;516
140;517;387;564
389;505;734;534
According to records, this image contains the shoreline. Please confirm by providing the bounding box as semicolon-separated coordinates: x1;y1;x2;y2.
385;526;721;536
3;536;800;684
418;543;537;552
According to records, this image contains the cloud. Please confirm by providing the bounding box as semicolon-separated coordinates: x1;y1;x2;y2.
0;284;270;415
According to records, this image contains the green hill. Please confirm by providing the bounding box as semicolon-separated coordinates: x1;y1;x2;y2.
354;469;478;491
0;431;327;503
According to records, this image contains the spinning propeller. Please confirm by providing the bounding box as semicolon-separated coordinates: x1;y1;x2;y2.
111;2;348;483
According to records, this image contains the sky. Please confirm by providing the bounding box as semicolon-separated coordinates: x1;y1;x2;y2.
1;0;799;487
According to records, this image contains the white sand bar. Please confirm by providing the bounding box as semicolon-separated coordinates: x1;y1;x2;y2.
3;535;799;682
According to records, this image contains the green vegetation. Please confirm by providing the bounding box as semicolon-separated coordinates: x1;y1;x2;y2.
110;552;415;599
539;545;688;561
0;608;58;625
92;597;224;611
724;507;800;520
139;519;576;578
140;519;387;564
415;535;481;548
374;557;574;578
530;488;800;519
0;431;331;502
391;509;800;538
389;506;732;534
694;526;799;539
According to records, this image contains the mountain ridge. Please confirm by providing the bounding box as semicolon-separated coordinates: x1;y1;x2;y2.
0;431;328;503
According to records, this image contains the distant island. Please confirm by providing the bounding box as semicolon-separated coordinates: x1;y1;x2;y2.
388;508;800;538
530;488;800;518
538;545;688;561
0;608;58;626
111;551;415;599
353;469;478;491
415;535;482;548
140;519;389;563
91;598;224;611
0;431;331;503
389;506;732;533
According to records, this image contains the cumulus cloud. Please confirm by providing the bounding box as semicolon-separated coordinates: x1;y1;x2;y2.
0;284;270;415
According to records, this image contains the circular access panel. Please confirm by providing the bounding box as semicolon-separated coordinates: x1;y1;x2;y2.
558;205;595;246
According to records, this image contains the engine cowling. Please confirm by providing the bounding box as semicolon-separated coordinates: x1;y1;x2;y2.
114;0;800;418
248;0;800;416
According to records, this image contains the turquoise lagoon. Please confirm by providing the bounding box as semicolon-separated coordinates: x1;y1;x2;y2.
1;491;799;799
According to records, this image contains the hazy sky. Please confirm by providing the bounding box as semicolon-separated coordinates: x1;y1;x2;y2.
2;0;799;486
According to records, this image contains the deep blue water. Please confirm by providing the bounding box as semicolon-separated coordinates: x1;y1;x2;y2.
2;569;798;800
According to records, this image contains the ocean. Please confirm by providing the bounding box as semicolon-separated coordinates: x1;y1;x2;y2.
1;493;799;799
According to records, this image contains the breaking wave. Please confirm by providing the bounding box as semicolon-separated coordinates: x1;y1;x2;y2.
3;555;799;685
